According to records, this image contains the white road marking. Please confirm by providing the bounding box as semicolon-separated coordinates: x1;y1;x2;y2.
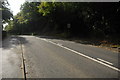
97;58;113;65
40;38;120;72
57;43;62;46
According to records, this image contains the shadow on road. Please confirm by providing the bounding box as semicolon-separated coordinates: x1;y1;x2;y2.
37;36;63;40
2;35;29;49
17;36;29;44
36;35;119;53
36;36;101;46
0;41;2;48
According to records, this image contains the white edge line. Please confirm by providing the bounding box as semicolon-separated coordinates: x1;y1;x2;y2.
40;38;120;72
97;58;113;65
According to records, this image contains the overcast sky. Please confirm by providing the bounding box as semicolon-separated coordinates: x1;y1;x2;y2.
8;0;25;15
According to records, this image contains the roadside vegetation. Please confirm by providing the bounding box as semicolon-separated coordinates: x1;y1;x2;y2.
4;2;120;47
1;0;13;39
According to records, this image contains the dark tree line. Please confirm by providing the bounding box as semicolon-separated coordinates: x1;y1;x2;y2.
5;2;120;41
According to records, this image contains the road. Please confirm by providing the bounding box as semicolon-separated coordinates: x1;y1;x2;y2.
1;35;120;79
2;36;23;78
0;39;2;79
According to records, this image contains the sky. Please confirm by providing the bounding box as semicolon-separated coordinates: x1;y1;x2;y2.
8;0;26;15
3;0;25;28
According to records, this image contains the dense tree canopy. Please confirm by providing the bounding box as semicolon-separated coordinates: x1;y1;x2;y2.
5;2;120;41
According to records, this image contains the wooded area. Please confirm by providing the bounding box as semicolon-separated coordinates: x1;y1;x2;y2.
3;2;120;44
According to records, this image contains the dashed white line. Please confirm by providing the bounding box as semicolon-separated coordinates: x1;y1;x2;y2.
40;38;120;72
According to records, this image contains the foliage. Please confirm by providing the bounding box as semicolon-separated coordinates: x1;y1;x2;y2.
2;0;13;23
1;0;13;39
6;2;120;40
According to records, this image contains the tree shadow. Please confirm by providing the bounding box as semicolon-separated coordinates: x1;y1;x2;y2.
36;36;101;46
73;39;102;46
0;42;2;48
37;36;64;40
2;35;29;49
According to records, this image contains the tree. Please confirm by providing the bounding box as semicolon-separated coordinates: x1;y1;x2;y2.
1;0;13;39
6;2;120;41
2;0;13;23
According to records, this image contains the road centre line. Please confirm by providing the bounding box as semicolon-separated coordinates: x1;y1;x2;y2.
97;58;113;65
40;38;120;72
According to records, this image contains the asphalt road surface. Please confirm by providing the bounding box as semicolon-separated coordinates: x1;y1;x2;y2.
2;36;23;78
1;35;120;78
